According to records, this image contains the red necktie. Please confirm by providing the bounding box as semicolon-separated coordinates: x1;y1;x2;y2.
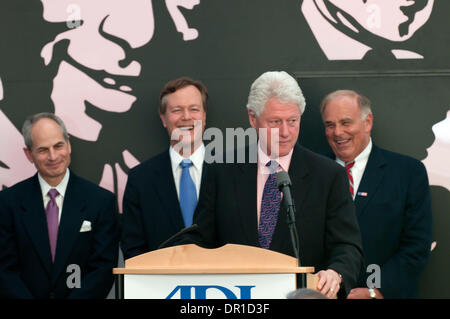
345;161;355;197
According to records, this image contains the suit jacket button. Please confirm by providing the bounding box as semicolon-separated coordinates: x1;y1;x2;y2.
49;292;56;299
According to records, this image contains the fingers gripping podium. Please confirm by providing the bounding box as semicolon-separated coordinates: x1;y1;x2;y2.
113;244;318;299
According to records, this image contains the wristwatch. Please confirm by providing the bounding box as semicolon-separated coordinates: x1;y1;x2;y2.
368;288;377;299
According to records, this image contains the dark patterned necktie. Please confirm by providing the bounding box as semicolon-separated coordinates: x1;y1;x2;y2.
258;160;281;249
345;161;355;197
46;188;59;262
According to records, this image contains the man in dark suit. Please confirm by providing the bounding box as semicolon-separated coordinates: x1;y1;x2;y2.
0;113;119;298
320;90;433;299
121;77;209;259
190;71;363;298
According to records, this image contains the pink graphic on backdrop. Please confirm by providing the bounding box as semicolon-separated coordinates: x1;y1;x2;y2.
423;110;450;192
41;0;200;141
301;0;434;60
51;61;136;141
0;109;36;189
36;0;200;211
99;150;140;213
166;0;200;40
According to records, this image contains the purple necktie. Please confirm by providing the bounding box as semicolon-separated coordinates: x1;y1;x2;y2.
258;161;281;249
46;189;59;263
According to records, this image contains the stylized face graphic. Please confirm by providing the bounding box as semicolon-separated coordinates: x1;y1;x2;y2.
40;0;200;141
301;0;434;59
24;118;72;186
322;95;373;163
40;0;155;141
249;97;301;158
423;111;450;191
328;0;434;41
160;85;206;156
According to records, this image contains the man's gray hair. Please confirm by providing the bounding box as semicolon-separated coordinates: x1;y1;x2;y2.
22;112;69;150
246;71;306;116
320;90;372;120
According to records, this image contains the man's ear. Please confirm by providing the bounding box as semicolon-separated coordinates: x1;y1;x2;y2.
365;113;374;132
159;113;167;128
248;109;257;129
23;147;34;164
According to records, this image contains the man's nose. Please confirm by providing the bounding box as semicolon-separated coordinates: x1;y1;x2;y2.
48;148;57;161
182;109;192;120
279;122;289;137
334;124;343;137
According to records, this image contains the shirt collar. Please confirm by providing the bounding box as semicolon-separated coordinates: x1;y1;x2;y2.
336;138;372;166
38;168;70;198
257;141;293;173
170;143;205;169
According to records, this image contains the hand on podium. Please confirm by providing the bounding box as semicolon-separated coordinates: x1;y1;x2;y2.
316;269;342;298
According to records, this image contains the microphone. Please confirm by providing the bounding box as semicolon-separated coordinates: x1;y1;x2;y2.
276;171;295;220
276;171;304;287
158;224;200;249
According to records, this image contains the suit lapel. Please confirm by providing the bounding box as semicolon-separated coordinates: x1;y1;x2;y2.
195;162;208;220
235;160;259;246
154;151;185;230
52;173;86;282
354;145;387;218
20;174;53;275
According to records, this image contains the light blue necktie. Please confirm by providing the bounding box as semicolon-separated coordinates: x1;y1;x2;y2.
179;159;197;227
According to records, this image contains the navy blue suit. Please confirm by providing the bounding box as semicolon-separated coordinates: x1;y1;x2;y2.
0;172;119;299
350;145;432;298
121;150;208;260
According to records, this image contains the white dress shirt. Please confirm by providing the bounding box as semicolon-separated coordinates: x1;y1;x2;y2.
170;143;205;199
38;168;70;223
336;139;372;200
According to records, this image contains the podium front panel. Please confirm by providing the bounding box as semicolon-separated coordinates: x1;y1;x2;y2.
124;273;296;299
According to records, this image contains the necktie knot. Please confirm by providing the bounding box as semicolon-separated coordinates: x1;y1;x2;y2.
48;188;59;200
180;159;193;169
345;161;355;197
345;161;355;171
266;160;279;174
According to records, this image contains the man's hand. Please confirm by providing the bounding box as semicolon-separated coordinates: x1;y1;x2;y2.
316;269;342;298
347;288;384;299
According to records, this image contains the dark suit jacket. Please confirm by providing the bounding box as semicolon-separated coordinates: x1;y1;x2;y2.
352;145;432;298
190;144;363;295
121;149;208;260
0;172;119;299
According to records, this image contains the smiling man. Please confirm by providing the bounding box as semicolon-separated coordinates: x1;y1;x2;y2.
320;90;433;298
121;77;209;259
0;113;119;298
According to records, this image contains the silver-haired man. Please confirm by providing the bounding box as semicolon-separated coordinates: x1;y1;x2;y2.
186;71;363;298
0;112;119;298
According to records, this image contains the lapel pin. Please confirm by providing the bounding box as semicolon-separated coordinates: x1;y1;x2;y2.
357;192;368;197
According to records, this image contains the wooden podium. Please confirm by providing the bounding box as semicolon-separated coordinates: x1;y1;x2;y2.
113;244;318;299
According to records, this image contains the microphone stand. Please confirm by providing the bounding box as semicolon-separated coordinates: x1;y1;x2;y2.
285;201;305;288
277;171;304;289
